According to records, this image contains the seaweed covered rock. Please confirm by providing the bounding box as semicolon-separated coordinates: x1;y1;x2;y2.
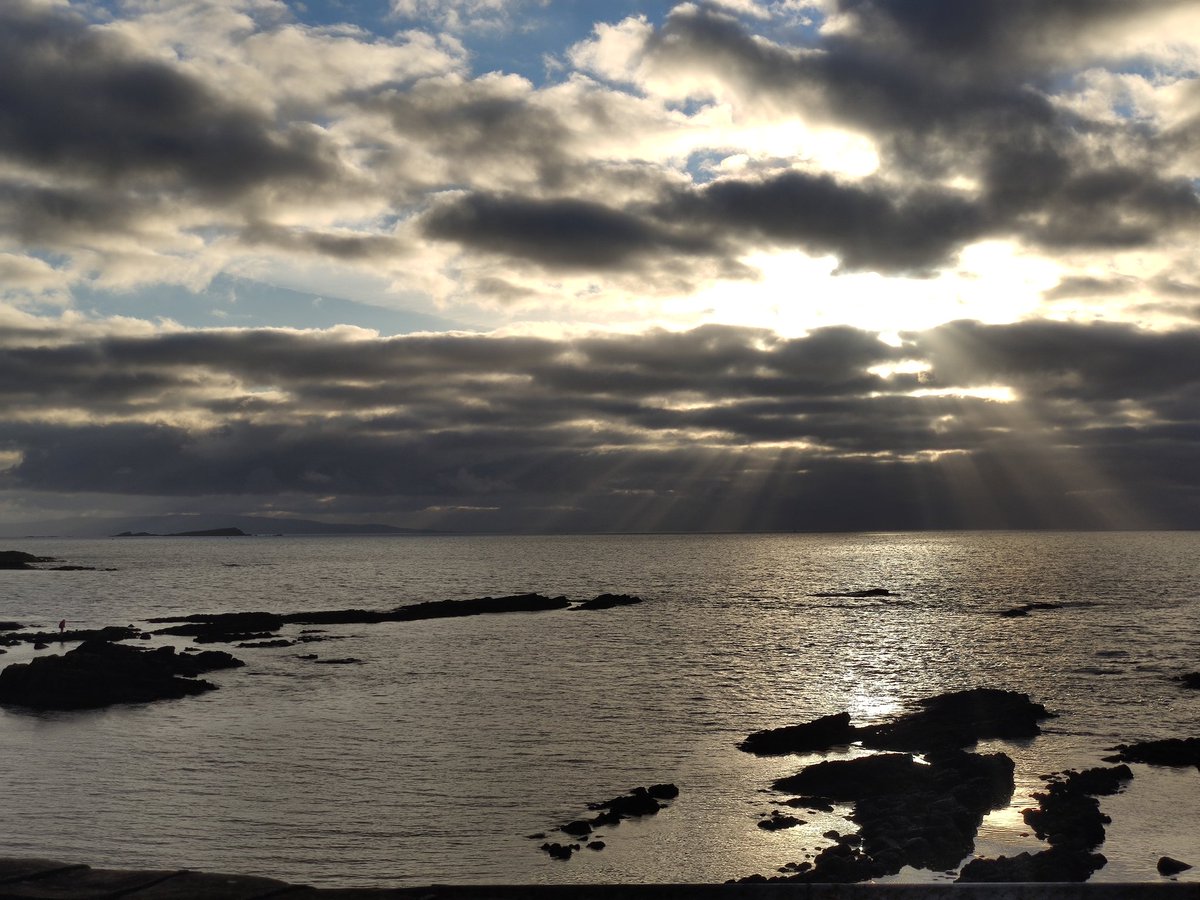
0;640;242;710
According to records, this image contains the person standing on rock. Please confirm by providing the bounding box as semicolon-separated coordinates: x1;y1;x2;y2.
58;619;66;638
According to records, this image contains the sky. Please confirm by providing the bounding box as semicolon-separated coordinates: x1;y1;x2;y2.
1;0;1199;533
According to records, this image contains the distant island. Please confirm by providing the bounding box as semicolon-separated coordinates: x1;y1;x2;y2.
114;528;249;538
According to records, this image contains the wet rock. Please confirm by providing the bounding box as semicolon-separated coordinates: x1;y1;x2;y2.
783;796;835;812
1158;856;1193;876
18;625;141;646
236;639;295;648
811;588;892;598
540;842;578;860
149;612;285;640
958;848;1107;882
313;657;362;665
1104;738;1200;769
772;750;1015;879
741;688;1051;758
0;640;242;710
740;712;858;755
758;811;805;831
572;594;643;611
193;631;279;644
0;622;23;631
0;551;55;569
287;593;572;626
1176;673;1200;690
587;841;606;851
1000;602;1065;618
33;642;48;650
561;820;592;837
647;783;679;799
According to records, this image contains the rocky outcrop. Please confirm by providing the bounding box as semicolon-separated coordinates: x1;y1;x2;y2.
571;594;643;611
1176;673;1200;690
148;611;285;640
775;750;1014;879
957;764;1130;883
740;689;1052;757
1159;856;1194;876
537;784;679;860
1104;738;1200;769
811;588;893;598
1000;602;1065;618
0;641;242;710
0;551;55;569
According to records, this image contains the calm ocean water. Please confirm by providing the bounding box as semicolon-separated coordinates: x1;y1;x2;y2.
0;532;1197;886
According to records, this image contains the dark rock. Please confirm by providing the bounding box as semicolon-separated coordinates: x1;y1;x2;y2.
773;750;1015;879
526;833;546;840
33;642;48;650
1104;738;1200;769
18;625;141;646
170;527;248;537
236;639;295;649
758;811;805;830
0;622;23;631
0;641;242;710
587;841;605;851
283;592;572;626
561;820;592;837
1176;673;1200;690
295;654;319;660
1000;602;1065;618
138;633;152;640
540;842;577;860
313;657;362;665
1158;857;1193;876
811;588;892;598
864;688;1052;754
572;594;643;611
783;796;835;812
740;712;858;755
958;848;1107;882
647;783;679;799
193;631;279;644
149;612;285;640
0;551;55;569
46;565;98;571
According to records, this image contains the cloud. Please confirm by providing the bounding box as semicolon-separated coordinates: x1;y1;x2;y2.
2;319;1199;530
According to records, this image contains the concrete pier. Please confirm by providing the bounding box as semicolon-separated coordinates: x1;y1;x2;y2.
1;860;1197;900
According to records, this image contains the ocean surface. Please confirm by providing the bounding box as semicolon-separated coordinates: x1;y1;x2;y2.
0;532;1197;887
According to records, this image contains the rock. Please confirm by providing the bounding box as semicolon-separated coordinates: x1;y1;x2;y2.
1104;738;1200;769
561;820;592;837
540;842;577;860
572;594;643;611
194;631;279;644
0;551;55;569
647;783;679;799
1176;673;1200;690
758;811;805;830
811;588;892;598
772;750;1015;880
958;848;1107;882
0;640;242;710
313;657;362;665
0;622;23;631
236;639;295;649
740;712;858;755
1000;602;1065;618
1158;856;1193;876
149;612;285;640
33;642;48;650
587;841;606;851
18;626;141;646
783;795;835;812
740;689;1052;759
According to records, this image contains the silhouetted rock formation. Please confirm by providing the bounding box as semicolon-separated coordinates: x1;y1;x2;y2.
537;784;679;859
958;847;1108;882
758;811;805;830
572;594;642;611
773;750;1014;878
740;712;856;755
0;551;54;569
740;689;1051;757
1104;737;1200;769
1159;856;1193;876
957;764;1130;883
1000;602;1065;617
0;641;242;710
148;611;285;639
1176;672;1200;690
811;588;893;598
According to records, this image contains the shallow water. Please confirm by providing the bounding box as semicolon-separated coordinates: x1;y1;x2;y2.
0;532;1197;886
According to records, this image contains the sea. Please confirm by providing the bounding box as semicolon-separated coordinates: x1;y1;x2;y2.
0;531;1197;887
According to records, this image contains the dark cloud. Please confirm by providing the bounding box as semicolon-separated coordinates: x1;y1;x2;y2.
422;193;715;270
0;2;336;199
3;320;1200;530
